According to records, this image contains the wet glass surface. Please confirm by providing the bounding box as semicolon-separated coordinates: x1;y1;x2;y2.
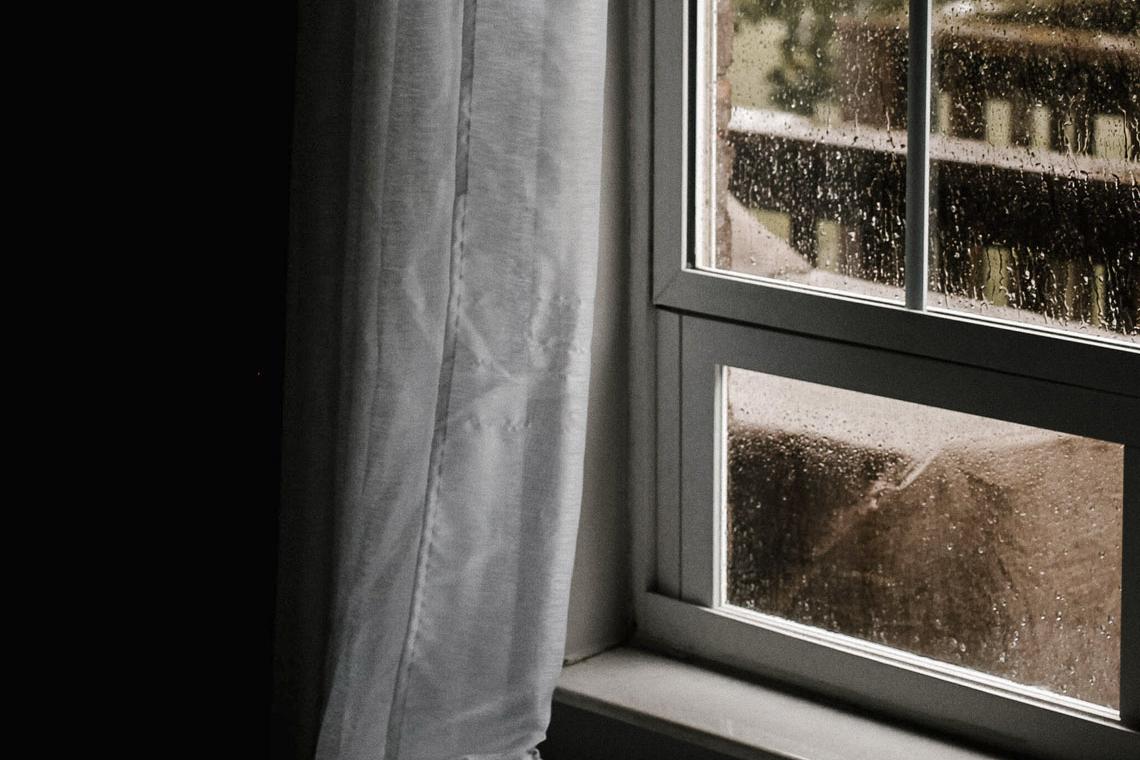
711;2;1139;342
724;367;1123;708
710;1;910;298
929;0;1139;342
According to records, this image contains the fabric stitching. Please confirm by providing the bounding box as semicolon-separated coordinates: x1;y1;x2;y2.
384;1;478;757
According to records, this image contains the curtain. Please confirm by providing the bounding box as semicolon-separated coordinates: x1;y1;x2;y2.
273;1;610;758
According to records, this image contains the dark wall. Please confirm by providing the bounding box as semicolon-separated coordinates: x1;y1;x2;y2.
256;0;296;755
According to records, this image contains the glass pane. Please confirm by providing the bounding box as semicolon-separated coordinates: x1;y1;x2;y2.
929;1;1139;343
707;1;911;299
724;367;1124;709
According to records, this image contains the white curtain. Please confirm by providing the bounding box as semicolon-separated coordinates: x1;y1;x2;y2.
273;1;610;758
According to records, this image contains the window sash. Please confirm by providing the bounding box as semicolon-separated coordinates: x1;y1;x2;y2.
652;0;1140;397
648;311;1140;759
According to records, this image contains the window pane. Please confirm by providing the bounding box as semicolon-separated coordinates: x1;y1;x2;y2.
928;1;1139;343
724;367;1123;709
706;1;910;299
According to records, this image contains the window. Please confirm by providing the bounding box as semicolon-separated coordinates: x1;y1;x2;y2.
636;2;1140;759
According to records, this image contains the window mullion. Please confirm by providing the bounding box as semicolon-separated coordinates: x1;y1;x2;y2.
904;0;933;311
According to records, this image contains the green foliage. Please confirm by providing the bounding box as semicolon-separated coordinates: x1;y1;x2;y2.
734;0;904;114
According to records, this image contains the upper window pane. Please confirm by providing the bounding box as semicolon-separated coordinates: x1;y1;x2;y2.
702;1;1139;346
703;1;911;299
928;1;1139;343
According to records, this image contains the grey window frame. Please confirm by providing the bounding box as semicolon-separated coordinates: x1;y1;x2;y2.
632;2;1140;759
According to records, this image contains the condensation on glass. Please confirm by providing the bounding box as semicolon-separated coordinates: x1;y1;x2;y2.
723;367;1124;709
928;1;1139;342
704;2;1139;343
703;0;910;298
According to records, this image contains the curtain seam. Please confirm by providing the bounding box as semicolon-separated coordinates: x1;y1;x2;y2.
384;1;478;757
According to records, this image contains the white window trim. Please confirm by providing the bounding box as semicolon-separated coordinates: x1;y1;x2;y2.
555;647;1006;760
629;3;1140;759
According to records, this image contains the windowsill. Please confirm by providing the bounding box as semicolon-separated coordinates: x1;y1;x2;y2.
554;647;1008;760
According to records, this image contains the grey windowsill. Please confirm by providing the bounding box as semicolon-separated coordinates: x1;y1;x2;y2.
553;647;1009;760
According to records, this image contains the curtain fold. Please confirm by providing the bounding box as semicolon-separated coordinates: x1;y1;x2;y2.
274;1;610;758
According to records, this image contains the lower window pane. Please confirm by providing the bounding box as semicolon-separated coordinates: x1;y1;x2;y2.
724;367;1123;709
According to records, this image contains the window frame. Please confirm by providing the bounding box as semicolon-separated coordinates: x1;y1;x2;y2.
634;2;1140;759
651;0;1139;395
